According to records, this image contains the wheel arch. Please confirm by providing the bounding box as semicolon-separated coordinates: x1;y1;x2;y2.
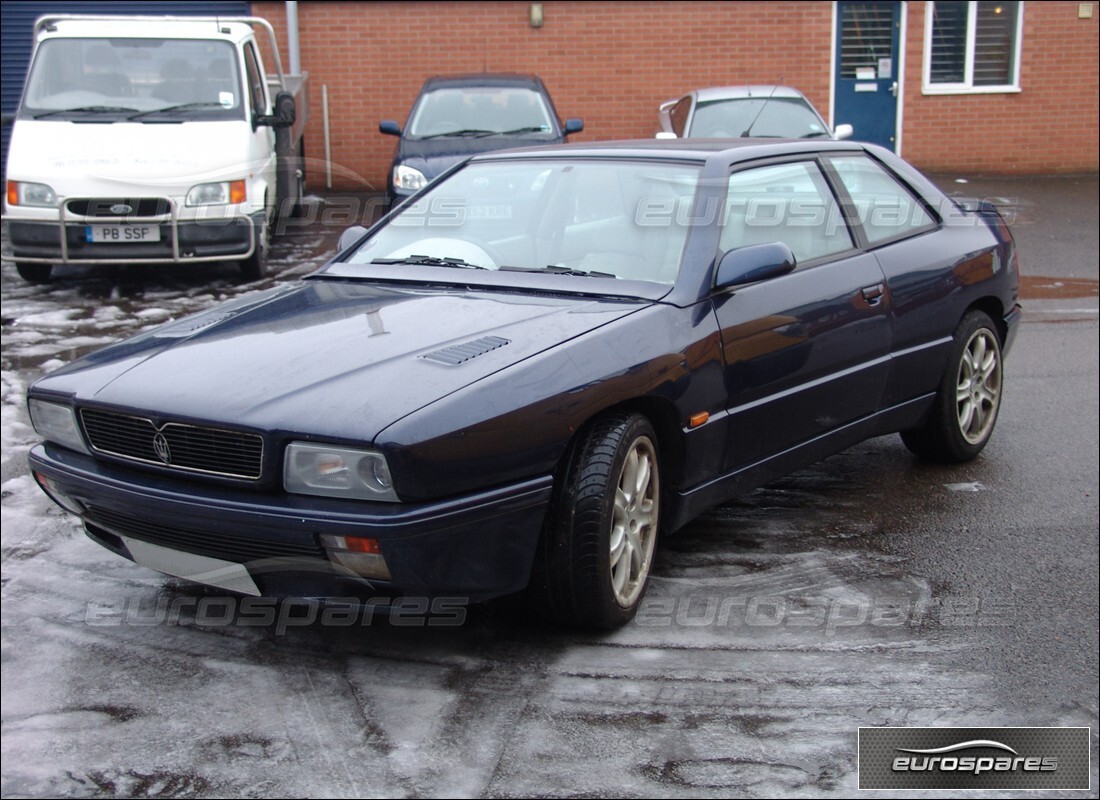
553;395;687;512
964;295;1007;343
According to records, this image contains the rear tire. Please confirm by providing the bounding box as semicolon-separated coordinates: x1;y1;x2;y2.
529;413;661;629
901;310;1004;463
16;262;52;283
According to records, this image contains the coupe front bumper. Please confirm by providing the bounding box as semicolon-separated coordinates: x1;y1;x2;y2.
29;443;552;603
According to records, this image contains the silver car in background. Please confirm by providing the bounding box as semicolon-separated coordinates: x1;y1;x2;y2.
658;85;853;140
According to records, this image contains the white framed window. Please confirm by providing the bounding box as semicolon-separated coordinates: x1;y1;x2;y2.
923;1;1023;94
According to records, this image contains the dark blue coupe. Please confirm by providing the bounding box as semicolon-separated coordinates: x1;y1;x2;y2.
28;139;1020;628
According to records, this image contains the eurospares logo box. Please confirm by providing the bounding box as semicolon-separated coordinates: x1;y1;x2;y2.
858;727;1090;790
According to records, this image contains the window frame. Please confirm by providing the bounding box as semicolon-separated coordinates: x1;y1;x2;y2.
922;0;1024;95
243;42;268;118
718;157;860;274
821;154;941;250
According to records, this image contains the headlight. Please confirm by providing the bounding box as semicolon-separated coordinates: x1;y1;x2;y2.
28;399;91;455
284;442;399;502
392;165;428;192
186;179;246;206
6;181;57;207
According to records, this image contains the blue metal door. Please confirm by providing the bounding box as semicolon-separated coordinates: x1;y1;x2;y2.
834;1;901;151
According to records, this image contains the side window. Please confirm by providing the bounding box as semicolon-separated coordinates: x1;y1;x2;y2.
828;156;936;245
669;96;692;137
721;161;853;264
242;43;267;116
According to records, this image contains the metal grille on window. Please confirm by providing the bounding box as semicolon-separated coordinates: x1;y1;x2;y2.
840;3;895;79
930;1;1019;87
974;1;1019;86
930;1;968;84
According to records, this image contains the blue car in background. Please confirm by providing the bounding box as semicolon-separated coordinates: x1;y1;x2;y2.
379;74;583;206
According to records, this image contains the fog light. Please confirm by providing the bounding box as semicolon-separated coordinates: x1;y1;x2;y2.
33;471;85;515
319;534;392;581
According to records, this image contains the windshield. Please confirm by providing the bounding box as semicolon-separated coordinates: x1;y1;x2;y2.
690;96;829;138
20;37;244;120
343;160;702;285
407;87;556;138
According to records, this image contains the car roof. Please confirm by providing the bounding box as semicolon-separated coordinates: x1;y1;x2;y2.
469;137;867;164
420;74;545;91
691;85;810;103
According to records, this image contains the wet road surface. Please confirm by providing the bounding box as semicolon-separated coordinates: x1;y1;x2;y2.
2;182;1097;798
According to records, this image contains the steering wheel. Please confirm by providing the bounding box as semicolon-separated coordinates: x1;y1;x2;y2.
387;236;505;270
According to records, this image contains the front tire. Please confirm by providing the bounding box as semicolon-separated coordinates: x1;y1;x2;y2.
16;262;52;283
901;310;1004;462
530;413;661;629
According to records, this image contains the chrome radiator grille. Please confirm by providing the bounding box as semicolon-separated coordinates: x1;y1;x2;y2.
80;408;264;480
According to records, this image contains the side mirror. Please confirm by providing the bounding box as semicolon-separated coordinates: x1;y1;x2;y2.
379;120;401;136
563;118;584;135
715;242;796;289
833;123;853;140
338;225;370;252
254;91;295;129
655;131;678;140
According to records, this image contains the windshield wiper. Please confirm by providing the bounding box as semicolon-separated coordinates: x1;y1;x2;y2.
371;255;489;269
499;265;617;278
496;126;551;135
419;128;497;139
800;130;831;139
128;102;226;121
33;105;139;119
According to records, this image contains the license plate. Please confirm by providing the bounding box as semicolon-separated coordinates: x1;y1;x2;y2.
120;535;261;596
86;224;161;243
467;204;512;219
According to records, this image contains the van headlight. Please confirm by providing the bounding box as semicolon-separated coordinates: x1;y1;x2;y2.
186;179;246;206
28;399;91;455
284;442;399;502
7;181;57;207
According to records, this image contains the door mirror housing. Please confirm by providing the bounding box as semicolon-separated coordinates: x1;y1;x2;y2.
715;243;796;289
379;120;402;136
563;118;584;135
833;123;854;140
255;91;296;129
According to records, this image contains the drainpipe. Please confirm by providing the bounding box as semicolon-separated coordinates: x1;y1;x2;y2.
286;1;300;75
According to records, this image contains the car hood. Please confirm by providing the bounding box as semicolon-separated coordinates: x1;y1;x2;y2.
34;279;646;443
6;120;255;193
396;133;563;180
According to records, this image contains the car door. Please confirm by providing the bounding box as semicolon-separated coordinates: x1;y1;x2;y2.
710;158;892;470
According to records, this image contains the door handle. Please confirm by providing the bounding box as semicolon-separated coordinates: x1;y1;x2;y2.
889;81;898;97
861;283;886;305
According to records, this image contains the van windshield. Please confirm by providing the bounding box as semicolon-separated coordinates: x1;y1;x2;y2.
21;38;244;121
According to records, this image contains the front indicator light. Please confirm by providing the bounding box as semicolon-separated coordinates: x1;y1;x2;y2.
320;534;392;581
34;471;85;515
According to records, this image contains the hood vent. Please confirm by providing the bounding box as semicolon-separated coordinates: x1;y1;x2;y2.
422;336;510;365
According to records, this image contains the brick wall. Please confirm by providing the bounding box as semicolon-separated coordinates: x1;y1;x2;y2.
901;1;1099;174
253;0;834;190
253;0;1098;189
